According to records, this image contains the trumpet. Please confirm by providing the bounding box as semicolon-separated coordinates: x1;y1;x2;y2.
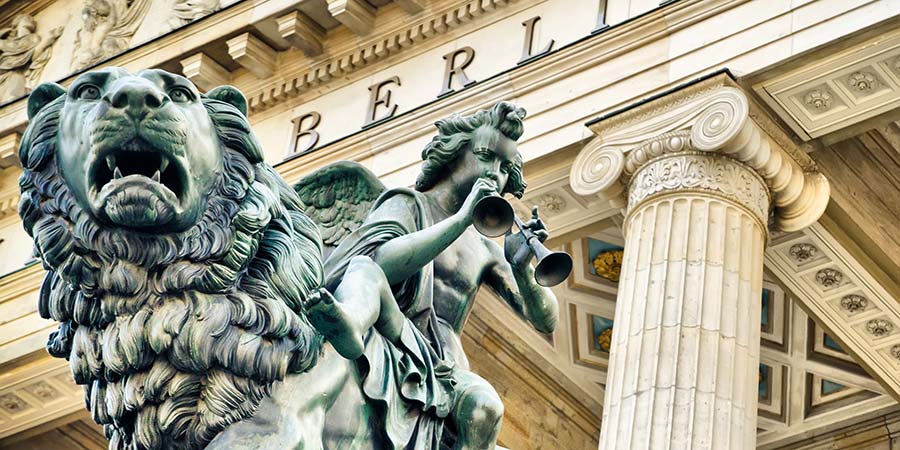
472;194;573;287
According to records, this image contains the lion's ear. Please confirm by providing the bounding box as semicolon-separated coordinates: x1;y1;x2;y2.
28;83;65;120
207;85;248;117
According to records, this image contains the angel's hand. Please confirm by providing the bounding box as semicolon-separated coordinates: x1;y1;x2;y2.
459;176;500;224
505;206;549;269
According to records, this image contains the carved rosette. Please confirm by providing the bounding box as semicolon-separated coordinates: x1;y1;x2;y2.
570;81;831;233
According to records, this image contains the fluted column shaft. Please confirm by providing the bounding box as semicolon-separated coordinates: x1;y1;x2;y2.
570;80;831;450
599;152;768;450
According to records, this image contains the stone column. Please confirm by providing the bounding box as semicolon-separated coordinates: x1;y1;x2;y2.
570;77;830;450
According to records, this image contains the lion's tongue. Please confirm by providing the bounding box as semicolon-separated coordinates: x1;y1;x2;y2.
104;186;175;227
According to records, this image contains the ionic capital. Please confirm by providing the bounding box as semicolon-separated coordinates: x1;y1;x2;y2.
570;78;830;232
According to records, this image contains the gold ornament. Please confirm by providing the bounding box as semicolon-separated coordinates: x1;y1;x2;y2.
592;249;624;282
597;328;612;352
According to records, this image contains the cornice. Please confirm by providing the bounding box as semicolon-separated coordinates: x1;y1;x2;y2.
271;0;753;182
0;0;56;28
243;0;523;113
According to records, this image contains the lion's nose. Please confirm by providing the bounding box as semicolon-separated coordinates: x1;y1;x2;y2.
103;81;169;120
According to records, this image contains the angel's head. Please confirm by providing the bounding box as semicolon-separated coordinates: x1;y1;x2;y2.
415;101;527;199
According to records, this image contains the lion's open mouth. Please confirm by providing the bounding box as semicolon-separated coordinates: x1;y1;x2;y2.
90;139;188;227
93;140;185;198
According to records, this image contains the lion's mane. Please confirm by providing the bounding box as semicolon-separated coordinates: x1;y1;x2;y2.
18;93;324;450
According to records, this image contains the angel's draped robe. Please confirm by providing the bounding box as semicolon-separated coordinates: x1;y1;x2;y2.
322;187;457;450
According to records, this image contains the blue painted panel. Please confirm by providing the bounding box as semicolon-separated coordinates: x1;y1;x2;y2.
822;380;846;395
824;334;844;352
761;288;773;328
758;364;769;398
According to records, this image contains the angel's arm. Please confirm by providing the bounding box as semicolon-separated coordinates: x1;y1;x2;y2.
482;241;558;333
371;179;497;285
368;195;467;285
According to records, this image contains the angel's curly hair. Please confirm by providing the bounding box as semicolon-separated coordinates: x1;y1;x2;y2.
415;101;527;198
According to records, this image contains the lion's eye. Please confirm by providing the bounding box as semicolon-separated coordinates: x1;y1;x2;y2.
75;84;101;100
169;87;192;103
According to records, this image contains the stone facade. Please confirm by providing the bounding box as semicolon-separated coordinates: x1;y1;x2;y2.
0;1;900;449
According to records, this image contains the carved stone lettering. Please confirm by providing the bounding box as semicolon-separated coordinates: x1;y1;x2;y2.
519;16;554;64
364;76;400;128
438;46;476;97
289;111;322;156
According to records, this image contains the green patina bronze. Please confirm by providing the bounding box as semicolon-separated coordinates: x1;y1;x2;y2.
18;68;561;450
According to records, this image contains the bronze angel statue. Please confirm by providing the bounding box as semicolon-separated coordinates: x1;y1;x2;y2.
18;67;563;450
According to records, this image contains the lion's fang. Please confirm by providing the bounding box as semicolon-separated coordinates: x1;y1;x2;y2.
152;171;160;182
106;155;116;170
160;158;169;173
113;167;122;179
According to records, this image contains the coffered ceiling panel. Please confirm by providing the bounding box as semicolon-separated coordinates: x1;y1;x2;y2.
754;27;900;140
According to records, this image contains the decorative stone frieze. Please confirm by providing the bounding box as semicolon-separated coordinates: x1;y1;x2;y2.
764;223;900;402
628;152;770;225
166;0;221;32
0;14;62;103
0;394;27;414
74;0;152;70
570;75;831;450
245;0;521;112
754;28;900;139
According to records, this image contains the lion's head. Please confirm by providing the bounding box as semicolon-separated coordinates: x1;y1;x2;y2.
57;67;223;230
19;68;325;450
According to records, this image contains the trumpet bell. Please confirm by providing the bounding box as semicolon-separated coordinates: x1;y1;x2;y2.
533;245;573;287
472;195;514;237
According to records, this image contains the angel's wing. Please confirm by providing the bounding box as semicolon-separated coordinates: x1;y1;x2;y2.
294;161;386;251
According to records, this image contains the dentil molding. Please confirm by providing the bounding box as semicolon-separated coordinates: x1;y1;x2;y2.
570;74;830;232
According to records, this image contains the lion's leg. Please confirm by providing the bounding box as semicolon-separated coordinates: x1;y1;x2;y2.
449;370;504;450
308;255;404;360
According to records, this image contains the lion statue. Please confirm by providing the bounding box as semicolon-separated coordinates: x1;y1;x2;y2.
18;67;369;450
